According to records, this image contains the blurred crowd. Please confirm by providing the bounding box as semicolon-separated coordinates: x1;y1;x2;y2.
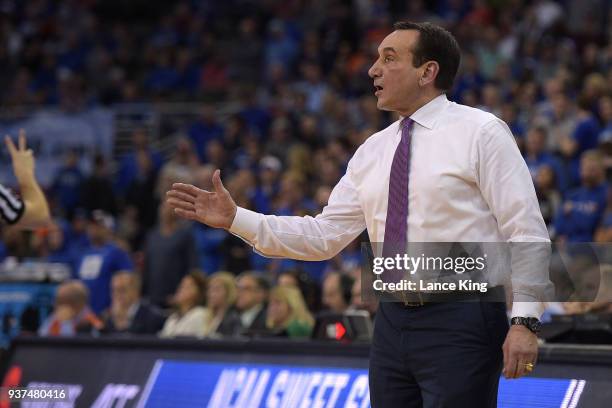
1;0;612;340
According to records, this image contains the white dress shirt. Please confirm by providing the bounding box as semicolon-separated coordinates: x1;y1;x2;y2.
230;94;551;318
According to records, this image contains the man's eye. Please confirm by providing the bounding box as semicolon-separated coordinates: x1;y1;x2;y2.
384;56;393;63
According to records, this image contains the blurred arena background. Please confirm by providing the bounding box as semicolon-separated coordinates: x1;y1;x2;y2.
0;0;611;407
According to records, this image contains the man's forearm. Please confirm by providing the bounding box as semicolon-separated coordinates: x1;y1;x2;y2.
17;175;50;226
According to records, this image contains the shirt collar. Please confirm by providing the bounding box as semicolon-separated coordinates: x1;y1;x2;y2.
398;93;449;132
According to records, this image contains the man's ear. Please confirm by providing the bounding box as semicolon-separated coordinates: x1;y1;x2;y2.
419;61;440;87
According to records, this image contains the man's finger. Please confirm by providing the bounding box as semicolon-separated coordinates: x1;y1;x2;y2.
4;136;16;155
167;198;195;212
514;356;527;379
211;169;226;194
506;353;519;379
503;351;516;379
174;208;198;220
171;183;203;197
18;129;26;151
166;190;197;204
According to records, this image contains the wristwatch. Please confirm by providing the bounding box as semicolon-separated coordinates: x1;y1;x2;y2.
511;317;541;334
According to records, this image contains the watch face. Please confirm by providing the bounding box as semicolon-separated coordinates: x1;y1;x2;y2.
530;319;541;332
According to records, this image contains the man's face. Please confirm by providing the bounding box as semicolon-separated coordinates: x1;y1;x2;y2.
111;275;138;310
322;274;347;313
236;276;264;311
368;30;423;113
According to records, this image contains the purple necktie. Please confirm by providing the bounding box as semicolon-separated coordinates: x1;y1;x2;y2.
382;117;413;282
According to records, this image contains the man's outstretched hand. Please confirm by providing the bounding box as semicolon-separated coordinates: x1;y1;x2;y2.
166;169;237;229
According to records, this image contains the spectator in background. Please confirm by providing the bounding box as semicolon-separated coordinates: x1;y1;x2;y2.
560;96;602;185
31;221;75;272
524;126;566;192
157;137;199;196
64;209;90;256
142;201;197;308
266;285;314;338
597;94;612;178
264;117;294;163
159;272;208;338
118;134;163;250
75;210;133;314
102;272;166;335
252;156;282;214
452;51;485;104
349;273;378;318
188;105;224;163
277;269;322;314
535;165;561;234
536;92;577;155
322;272;354;314
554;150;608;242
203;272;241;337
598;94;612;143
274;173;316;216
39;280;102;337
594;187;612;243
235;272;269;335
51;149;83;219
115;128;163;200
80;154;117;216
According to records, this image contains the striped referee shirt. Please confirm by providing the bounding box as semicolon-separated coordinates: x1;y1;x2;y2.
0;183;25;225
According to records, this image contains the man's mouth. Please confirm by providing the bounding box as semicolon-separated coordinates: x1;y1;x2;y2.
374;85;383;96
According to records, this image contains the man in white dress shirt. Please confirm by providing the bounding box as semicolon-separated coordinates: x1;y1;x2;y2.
167;21;551;408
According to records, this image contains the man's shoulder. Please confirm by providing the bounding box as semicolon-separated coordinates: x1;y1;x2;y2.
445;101;499;128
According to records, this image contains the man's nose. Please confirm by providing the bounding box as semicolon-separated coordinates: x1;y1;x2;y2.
368;61;380;78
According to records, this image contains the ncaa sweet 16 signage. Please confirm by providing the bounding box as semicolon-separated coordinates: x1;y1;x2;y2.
3;338;602;407
135;360;586;408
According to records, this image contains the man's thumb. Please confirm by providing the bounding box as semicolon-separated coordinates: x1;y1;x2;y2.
212;169;226;193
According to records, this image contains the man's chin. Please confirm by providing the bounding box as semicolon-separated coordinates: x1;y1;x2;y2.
375;98;388;110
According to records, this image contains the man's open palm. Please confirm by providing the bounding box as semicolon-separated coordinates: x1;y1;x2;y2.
166;169;237;229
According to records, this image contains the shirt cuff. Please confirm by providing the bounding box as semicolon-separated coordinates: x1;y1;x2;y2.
228;207;260;242
511;301;544;319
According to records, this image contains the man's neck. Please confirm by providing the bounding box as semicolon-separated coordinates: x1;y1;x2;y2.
397;91;444;118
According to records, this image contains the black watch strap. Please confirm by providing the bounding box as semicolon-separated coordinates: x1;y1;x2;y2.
511;317;541;334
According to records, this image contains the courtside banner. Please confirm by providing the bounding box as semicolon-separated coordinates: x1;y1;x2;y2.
2;337;611;407
138;360;586;408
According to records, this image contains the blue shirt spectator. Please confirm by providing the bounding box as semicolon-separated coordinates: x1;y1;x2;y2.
75;211;133;313
524;127;568;193
554;150;608;242
192;223;226;274
114;129;164;197
188;107;224;163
